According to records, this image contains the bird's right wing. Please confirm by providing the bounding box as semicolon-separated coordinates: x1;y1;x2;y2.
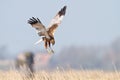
47;6;67;36
28;17;50;38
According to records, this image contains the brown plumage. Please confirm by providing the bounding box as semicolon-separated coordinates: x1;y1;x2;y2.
28;6;67;53
42;36;55;49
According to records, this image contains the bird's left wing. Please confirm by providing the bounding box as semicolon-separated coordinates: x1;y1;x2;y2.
47;6;67;36
28;17;50;38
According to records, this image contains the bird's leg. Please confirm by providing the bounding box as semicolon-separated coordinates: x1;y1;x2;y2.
47;47;54;54
34;38;43;45
49;47;54;54
46;41;54;54
46;48;51;54
44;41;51;54
46;47;53;54
44;40;48;49
48;42;54;54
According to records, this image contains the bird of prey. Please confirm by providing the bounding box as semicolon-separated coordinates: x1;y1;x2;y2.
28;6;67;54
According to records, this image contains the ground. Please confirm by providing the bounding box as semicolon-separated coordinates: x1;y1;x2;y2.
0;70;120;80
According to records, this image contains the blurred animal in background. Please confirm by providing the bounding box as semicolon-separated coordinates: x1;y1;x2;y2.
28;6;67;54
15;52;34;78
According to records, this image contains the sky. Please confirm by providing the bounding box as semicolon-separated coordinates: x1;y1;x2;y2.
0;0;120;54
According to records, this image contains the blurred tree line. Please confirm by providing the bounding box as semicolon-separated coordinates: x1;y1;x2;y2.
49;37;120;71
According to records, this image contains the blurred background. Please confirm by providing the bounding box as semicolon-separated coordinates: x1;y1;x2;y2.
0;0;120;71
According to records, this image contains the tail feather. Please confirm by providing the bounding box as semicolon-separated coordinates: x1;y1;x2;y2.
34;38;43;45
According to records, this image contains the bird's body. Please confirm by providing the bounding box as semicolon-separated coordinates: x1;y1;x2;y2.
28;6;67;54
42;35;55;48
42;36;55;53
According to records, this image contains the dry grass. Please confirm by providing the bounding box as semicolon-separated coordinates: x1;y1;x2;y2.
0;69;120;80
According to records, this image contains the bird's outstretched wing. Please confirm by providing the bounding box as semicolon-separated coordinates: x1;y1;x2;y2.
28;17;50;38
47;6;67;36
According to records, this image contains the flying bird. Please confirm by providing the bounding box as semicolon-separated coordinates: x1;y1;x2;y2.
28;6;67;54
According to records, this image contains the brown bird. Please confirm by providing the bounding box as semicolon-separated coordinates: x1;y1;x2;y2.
28;6;67;53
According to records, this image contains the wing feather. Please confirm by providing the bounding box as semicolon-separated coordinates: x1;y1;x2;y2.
28;17;50;38
47;6;67;35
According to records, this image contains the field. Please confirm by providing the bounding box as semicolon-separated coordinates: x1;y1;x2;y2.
0;70;120;80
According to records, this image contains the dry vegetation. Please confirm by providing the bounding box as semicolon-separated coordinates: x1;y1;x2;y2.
0;69;120;80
